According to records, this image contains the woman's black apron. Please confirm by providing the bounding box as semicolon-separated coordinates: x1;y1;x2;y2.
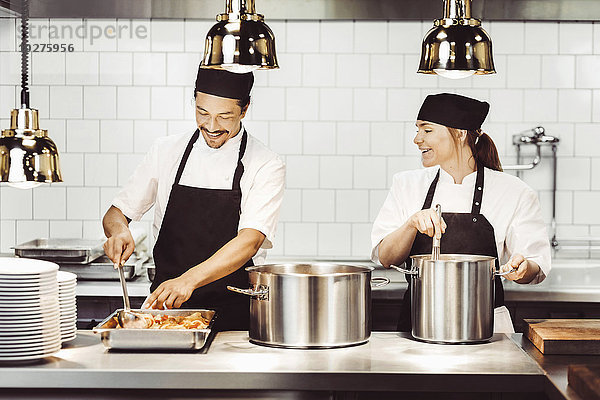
397;164;504;332
151;128;252;331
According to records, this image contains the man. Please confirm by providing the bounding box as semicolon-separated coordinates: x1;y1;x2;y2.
102;67;285;331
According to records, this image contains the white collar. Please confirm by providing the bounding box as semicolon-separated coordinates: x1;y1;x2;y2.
438;166;478;186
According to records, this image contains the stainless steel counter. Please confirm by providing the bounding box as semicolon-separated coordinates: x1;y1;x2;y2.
0;331;545;396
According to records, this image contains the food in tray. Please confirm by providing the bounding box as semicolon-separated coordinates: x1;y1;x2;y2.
113;312;211;330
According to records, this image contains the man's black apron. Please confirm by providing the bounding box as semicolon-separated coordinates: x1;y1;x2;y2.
397;163;504;332
152;128;252;331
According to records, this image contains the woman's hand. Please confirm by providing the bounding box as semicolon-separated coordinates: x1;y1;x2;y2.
500;254;540;283
408;208;447;239
143;275;197;310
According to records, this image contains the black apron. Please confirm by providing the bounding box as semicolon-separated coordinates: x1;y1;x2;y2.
151;128;252;331
397;163;504;332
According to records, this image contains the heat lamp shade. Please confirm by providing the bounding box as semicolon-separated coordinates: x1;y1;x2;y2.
0;134;63;184
201;19;279;73
418;23;495;77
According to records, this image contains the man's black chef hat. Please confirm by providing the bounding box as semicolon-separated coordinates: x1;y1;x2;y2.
194;67;254;100
417;93;490;131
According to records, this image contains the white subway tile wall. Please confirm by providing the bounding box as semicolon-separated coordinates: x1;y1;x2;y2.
0;19;599;258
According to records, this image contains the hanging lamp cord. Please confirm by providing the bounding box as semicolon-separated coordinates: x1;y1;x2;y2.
20;0;30;108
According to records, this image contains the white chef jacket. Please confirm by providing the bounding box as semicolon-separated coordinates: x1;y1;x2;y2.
112;125;286;265
371;166;551;284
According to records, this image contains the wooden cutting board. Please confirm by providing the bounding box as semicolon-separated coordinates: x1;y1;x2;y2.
525;319;600;355
568;365;600;400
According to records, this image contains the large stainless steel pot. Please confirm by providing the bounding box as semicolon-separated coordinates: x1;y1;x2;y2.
228;263;389;349
393;254;512;344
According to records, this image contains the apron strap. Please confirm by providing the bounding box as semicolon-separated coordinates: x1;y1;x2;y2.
174;129;200;185
471;162;484;214
421;168;440;210
232;128;248;192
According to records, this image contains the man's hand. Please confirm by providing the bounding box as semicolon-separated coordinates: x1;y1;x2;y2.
103;230;135;268
102;206;135;268
144;275;196;309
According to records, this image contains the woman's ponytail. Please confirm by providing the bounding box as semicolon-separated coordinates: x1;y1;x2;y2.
448;128;503;171
471;130;502;171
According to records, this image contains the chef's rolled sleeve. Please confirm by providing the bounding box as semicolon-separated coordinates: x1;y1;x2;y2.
112;141;160;222
238;156;286;249
371;173;409;264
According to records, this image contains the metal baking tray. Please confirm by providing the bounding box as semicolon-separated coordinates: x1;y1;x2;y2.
13;238;105;264
93;309;216;350
59;254;148;280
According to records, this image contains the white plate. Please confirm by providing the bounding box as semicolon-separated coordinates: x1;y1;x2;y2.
0;346;61;359
0;332;61;344
57;271;77;282
0;259;59;275
0;279;61;290
0;296;59;305
0;323;60;333
0;341;61;353
0;275;56;286
0;322;61;331
0;315;61;325
0;311;60;321
0;288;58;299
0;303;60;312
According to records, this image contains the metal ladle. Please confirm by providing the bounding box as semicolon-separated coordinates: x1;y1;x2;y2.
431;204;441;261
115;263;145;328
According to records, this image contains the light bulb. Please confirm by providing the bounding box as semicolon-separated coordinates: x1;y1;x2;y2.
7;181;42;189
433;69;476;79
221;64;261;74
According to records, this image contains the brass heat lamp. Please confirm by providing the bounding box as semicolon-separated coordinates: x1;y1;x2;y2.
201;0;279;74
1;0;62;188
418;0;495;79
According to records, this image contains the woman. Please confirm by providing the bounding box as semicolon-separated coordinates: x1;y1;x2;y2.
371;93;551;333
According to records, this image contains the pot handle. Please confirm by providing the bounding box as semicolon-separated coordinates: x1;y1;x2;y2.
496;266;518;277
227;285;269;300
371;276;390;287
390;264;418;275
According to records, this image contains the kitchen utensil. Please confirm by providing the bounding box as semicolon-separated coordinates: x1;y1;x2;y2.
392;254;508;343
227;263;389;349
525;319;600;355
13;238;105;264
115;263;144;329
93;309;216;350
431;204;441;261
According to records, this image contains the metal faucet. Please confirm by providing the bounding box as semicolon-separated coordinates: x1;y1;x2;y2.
504;126;560;248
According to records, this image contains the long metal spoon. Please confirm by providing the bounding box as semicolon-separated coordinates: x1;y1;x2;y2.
115;263;146;328
431;204;441;261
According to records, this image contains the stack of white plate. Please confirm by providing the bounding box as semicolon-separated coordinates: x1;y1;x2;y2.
57;271;77;342
0;258;61;362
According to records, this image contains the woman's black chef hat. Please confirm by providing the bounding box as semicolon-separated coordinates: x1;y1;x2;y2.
194;67;254;100
417;93;490;130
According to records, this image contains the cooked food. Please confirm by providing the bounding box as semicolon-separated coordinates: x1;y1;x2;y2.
114;312;210;330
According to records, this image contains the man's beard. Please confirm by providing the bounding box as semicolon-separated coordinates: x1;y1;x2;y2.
201;128;228;149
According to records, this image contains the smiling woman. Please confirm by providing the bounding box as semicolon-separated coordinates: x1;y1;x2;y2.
371;92;551;335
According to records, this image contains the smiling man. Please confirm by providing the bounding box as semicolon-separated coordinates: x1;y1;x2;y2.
102;67;285;331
